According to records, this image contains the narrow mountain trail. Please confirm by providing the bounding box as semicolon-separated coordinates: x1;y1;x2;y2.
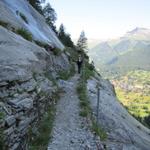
48;75;103;150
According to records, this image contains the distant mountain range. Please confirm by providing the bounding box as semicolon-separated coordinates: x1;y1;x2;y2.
88;27;150;77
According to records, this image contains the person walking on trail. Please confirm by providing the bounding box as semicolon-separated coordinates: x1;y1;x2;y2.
77;55;83;74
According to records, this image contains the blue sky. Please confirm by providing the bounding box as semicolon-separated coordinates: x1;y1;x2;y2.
46;0;150;39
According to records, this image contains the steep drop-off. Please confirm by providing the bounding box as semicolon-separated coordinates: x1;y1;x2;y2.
0;1;150;150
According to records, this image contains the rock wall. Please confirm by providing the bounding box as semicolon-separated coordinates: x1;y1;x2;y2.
87;75;150;150
0;26;70;149
0;0;64;49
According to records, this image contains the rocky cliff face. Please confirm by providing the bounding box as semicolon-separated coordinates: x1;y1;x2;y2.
0;25;70;149
1;0;150;150
87;76;150;150
0;0;64;49
0;0;70;149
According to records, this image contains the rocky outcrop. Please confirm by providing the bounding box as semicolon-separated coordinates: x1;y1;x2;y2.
0;0;64;49
87;76;150;150
1;0;150;150
0;24;70;149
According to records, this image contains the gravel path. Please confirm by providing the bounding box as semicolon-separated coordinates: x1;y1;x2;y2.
48;75;103;150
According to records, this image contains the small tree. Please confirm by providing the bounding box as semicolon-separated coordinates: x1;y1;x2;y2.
76;31;88;52
58;24;65;38
58;24;74;48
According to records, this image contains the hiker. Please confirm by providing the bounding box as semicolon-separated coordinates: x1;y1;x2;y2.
77;55;83;74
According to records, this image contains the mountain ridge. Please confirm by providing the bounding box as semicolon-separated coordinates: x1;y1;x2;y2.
0;1;150;150
88;27;150;76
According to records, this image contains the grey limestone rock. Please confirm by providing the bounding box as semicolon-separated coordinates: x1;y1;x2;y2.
5;115;16;127
0;0;71;149
87;77;150;150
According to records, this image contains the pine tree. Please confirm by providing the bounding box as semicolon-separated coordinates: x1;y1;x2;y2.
58;24;74;48
58;24;65;37
76;31;88;52
43;3;57;33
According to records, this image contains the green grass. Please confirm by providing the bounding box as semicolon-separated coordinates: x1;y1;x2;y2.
29;106;56;150
76;79;107;141
79;109;88;117
58;64;75;80
16;28;32;41
29;90;61;150
83;61;95;81
92;121;107;141
80;100;89;108
76;81;91;117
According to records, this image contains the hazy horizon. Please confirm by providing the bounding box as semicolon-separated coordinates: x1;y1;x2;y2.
46;0;150;40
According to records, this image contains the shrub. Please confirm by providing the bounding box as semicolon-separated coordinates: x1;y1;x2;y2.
79;110;88;117
92;121;107;141
58;64;75;80
80;100;89;108
0;112;4;120
16;28;32;41
34;41;62;56
19;12;28;24
87;62;95;71
52;48;62;56
64;47;78;62
69;63;76;77
83;63;95;80
34;40;48;48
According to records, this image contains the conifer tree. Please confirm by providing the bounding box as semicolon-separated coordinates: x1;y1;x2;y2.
76;31;88;52
43;3;57;33
58;24;74;47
